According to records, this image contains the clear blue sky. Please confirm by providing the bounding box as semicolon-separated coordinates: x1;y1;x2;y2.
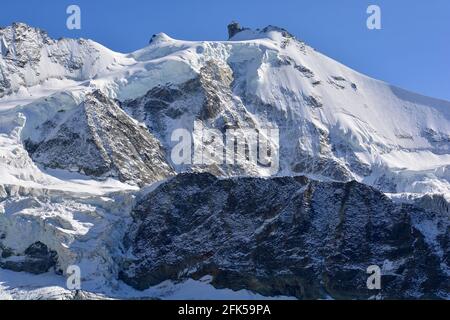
1;0;449;101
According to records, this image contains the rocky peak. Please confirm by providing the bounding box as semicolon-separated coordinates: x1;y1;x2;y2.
227;21;247;39
0;22;52;67
0;22;51;42
227;22;295;41
0;22;121;98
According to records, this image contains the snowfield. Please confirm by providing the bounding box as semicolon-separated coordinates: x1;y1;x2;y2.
0;22;449;299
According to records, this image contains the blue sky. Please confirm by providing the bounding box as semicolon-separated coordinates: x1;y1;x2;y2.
1;0;449;101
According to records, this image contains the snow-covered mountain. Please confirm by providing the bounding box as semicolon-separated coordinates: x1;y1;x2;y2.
3;22;450;193
0;22;449;299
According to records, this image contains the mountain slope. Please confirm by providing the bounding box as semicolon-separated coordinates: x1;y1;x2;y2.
25;90;174;186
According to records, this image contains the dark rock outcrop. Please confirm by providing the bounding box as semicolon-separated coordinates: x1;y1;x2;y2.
120;173;449;299
0;242;58;274
26;90;174;186
227;22;244;39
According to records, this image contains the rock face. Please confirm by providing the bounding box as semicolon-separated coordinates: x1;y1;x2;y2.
120;173;449;299
0;242;58;274
122;60;240;131
122;59;280;176
26;90;174;186
227;22;245;39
